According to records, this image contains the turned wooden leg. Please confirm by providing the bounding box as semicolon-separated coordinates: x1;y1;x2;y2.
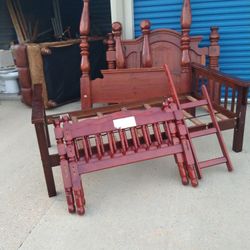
73;185;85;215
65;187;75;213
174;154;189;185
35;123;56;197
70;162;85;215
186;164;198;187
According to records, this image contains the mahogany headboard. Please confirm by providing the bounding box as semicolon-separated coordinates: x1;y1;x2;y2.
79;0;220;109
108;21;208;73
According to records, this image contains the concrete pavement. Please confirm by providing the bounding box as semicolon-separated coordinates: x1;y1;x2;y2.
1;99;250;250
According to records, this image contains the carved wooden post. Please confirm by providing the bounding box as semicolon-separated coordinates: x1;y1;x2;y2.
54;119;75;213
209;27;220;70
141;20;152;68
106;33;116;69
112;22;126;69
162;100;189;185
63;116;85;215
181;0;192;93
209;27;220;102
80;0;91;109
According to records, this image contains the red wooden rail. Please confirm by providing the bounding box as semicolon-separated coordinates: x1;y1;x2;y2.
52;65;233;215
54;100;199;214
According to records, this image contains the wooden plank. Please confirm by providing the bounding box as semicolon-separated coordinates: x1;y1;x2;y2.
183;110;204;126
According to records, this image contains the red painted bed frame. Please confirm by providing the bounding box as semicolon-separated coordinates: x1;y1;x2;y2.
79;0;249;153
32;0;249;199
54;65;232;215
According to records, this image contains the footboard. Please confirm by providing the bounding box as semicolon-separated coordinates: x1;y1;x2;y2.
191;63;250;151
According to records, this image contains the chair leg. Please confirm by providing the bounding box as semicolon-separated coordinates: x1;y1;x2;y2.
35;123;56;197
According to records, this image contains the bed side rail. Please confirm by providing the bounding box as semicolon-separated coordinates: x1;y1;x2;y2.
191;62;249;115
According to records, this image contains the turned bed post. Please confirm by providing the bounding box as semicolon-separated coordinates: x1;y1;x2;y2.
209;27;220;102
141;20;152;68
112;22;126;69
209;27;220;70
80;0;91;109
181;0;192;94
106;33;116;69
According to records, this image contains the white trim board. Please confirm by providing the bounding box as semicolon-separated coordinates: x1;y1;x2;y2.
110;0;134;39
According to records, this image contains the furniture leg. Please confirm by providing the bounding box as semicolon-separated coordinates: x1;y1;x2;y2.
35;123;56;197
65;187;75;213
233;87;248;152
174;153;189;185
168;120;189;185
44;109;51;147
70;162;85;215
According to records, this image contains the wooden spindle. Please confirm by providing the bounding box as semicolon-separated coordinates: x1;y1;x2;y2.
142;125;150;149
181;0;192;93
231;88;236;112
119;129;127;155
224;86;228;109
95;134;102;160
112;22;126;69
100;134;105;154
106;33;116;69
122;130;129;149
87;137;92;157
153;123;162;146
209;27;220;70
82;136;90;163
141;20;152;68
107;132;115;157
164;121;172;144
80;0;91;109
131;128;139;152
111;132;117;152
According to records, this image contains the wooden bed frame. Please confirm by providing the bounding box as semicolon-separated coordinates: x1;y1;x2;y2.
54;65;233;215
32;0;249;198
79;0;249;153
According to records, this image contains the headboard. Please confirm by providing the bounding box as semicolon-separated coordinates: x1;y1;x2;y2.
107;21;207;72
79;0;220;109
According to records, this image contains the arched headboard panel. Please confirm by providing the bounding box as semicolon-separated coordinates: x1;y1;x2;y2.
79;0;220;109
